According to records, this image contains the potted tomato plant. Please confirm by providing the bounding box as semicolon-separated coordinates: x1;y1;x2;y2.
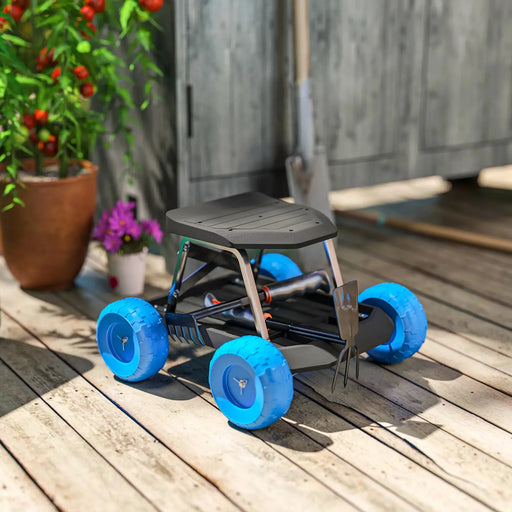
0;0;164;290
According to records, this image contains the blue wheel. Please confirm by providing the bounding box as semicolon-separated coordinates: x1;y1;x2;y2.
96;297;169;382
209;336;293;430
359;283;427;364
258;253;302;281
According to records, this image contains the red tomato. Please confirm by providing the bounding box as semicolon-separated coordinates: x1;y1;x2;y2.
34;109;48;125
79;21;97;39
51;66;61;83
29;131;39;144
23;113;35;130
74;65;89;80
13;0;31;9
42;140;58;156
139;0;163;13
80;5;95;21
85;0;105;13
80;82;95;98
36;47;56;69
4;4;24;22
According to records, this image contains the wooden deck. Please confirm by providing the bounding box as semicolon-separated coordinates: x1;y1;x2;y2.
1;172;512;512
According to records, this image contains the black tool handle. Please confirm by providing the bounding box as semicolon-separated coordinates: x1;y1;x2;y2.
261;270;331;303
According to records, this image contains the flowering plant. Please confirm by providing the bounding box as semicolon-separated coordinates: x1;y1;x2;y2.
93;200;162;254
0;0;163;208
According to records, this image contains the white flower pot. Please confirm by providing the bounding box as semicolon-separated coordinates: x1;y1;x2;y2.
107;248;148;296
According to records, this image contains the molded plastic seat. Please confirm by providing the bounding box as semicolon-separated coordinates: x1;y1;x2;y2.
166;192;337;249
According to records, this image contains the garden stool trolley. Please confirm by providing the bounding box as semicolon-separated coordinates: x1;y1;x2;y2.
96;192;427;430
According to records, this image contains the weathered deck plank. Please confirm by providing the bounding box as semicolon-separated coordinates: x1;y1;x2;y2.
0;444;57;512
0;314;240;512
1;176;512;511
0;270;358;512
53;258;512;510
86;236;512;509
339;220;512;307
52;265;495;511
0;359;156;512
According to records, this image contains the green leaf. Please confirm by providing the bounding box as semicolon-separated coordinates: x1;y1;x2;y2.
36;0;56;14
13;196;25;207
143;61;163;77
38;14;64;28
118;88;135;109
52;45;68;61
7;162;18;178
120;0;137;34
76;41;91;54
2;203;15;212
37;74;54;85
126;131;134;147
0;76;6;99
14;75;42;86
137;27;152;52
140;99;149;110
1;35;29;47
92;48;118;64
3;183;16;196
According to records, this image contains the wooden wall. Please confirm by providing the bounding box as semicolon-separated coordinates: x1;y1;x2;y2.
96;0;512;219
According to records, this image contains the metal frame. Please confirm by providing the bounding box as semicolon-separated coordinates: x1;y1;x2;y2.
157;234;394;381
165;235;345;341
167;237;271;340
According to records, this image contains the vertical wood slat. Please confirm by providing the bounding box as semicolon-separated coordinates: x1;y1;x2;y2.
187;0;232;181
310;0;400;161
424;0;512;148
186;0;290;188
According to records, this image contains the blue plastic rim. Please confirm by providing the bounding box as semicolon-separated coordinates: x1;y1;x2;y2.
210;353;264;425
97;312;141;378
96;297;169;382
209;336;293;430
258;253;302;281
221;356;258;409
359;282;427;364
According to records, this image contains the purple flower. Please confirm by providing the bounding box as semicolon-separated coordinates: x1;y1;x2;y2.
108;207;134;236
93;209;112;243
93;201;163;254
125;219;142;240
104;234;123;253
141;219;163;243
115;200;136;212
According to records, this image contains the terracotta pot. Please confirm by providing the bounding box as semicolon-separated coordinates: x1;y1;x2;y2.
0;159;98;290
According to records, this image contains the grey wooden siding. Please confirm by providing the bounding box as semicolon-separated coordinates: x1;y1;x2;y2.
423;0;512;149
96;0;512;215
184;0;291;204
311;0;400;161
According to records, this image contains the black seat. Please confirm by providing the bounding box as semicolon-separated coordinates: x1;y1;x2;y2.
165;192;337;249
